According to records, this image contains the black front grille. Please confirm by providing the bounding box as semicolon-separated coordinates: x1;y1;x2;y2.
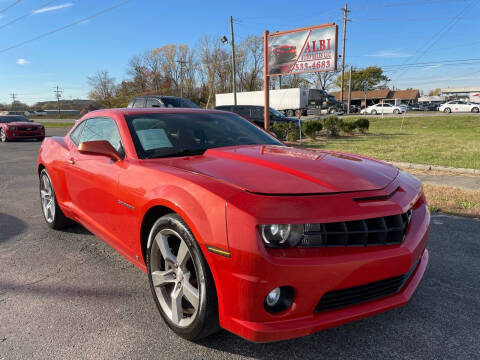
314;259;419;312
301;209;412;247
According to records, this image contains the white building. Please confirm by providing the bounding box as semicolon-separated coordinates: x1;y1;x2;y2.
441;87;480;102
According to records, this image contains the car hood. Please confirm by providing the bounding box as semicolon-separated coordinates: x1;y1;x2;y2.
159;145;398;195
7;121;42;126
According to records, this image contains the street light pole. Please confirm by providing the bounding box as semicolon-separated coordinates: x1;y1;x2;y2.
230;16;237;105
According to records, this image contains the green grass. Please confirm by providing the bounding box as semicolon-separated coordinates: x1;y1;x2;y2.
40;122;75;128
298;115;480;169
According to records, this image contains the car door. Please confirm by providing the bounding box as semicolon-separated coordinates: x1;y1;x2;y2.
65;117;127;248
457;101;468;112
382;104;393;113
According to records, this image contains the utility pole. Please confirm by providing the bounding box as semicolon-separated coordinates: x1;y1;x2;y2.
230;15;237;105
176;59;186;97
10;92;17;113
347;66;353;114
54;86;62;117
340;2;351;105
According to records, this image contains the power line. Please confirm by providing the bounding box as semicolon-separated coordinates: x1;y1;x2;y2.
0;0;59;31
0;0;23;15
0;0;135;54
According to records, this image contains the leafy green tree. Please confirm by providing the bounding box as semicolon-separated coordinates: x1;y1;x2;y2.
335;66;390;92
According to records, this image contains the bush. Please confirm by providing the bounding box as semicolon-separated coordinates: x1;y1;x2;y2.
302;120;323;139
270;121;300;141
323;116;343;137
285;121;300;142
270;122;288;140
341;121;357;134
354;118;370;133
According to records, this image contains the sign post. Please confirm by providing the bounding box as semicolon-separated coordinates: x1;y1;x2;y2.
263;23;338;131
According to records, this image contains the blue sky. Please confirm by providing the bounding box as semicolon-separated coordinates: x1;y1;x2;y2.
0;0;479;105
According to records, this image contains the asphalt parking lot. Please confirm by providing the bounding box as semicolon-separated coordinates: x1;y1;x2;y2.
1;128;479;360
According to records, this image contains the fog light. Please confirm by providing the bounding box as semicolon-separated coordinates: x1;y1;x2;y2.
266;288;281;307
264;286;295;314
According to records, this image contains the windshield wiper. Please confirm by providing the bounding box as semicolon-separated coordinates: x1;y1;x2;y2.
145;148;207;159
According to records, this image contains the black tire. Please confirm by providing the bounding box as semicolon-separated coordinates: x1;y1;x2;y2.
0;129;8;142
146;213;219;341
393;109;400;114
444;108;451;113
328;108;335;114
371;109;377;115
471;107;479;113
39;169;71;230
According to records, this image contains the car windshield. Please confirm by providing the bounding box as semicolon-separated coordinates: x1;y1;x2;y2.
269;108;285;117
161;97;200;108
126;112;283;159
0;116;31;123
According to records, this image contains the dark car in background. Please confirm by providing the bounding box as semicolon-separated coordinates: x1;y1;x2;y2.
127;96;200;109
0;115;45;142
214;105;299;127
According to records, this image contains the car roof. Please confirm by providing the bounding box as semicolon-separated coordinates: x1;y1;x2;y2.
83;108;230;118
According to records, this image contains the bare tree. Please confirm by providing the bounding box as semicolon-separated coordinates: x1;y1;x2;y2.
311;70;338;91
127;55;149;94
87;70;117;108
237;35;263;92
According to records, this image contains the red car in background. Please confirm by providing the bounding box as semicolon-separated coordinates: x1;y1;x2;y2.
0;115;45;142
37;108;429;342
271;44;297;63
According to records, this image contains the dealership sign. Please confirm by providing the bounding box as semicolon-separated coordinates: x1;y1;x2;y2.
267;23;338;76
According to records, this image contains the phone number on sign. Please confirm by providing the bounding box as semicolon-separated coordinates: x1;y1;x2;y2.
280;60;331;73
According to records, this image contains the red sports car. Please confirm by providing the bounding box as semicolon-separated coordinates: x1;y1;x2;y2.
37;108;430;342
0;115;45;142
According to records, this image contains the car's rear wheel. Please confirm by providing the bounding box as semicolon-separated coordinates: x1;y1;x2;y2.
147;214;219;340
0;129;8;142
444;108;451;113
39;169;71;229
287;109;295;117
371;109;377;115
471;107;479;113
393;109;400;114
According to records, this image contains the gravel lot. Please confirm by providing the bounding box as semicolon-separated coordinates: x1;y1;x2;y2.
1;128;479;360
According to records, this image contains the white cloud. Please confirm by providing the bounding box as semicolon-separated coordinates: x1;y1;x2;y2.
16;58;30;65
366;50;413;58
422;64;443;70
33;3;74;14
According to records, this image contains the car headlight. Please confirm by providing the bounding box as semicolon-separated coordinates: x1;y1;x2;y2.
259;224;304;248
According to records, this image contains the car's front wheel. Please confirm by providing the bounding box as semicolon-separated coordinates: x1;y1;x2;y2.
39;169;71;229
371;109;377;115
146;214;219;340
0;129;8;142
444;107;451;113
471;107;479;113
393;109;400;114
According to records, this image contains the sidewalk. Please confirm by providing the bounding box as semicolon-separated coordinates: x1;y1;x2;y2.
412;173;480;191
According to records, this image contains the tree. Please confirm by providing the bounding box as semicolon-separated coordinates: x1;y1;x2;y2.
428;88;442;96
87;70;117;108
335;66;390;92
311;70;338;91
236;35;263;92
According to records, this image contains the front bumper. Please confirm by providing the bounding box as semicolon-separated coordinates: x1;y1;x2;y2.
6;128;44;139
205;175;430;342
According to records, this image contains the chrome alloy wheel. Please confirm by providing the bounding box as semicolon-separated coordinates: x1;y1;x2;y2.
0;129;6;142
150;228;200;327
40;174;55;223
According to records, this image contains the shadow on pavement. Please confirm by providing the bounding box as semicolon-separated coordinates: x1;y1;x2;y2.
0;213;27;243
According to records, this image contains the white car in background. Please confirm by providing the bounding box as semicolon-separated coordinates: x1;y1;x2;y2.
360;103;405;115
439;101;479;113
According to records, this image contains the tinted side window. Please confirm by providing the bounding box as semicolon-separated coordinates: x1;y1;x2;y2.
251;107;264;119
234;107;251;117
146;98;162;107
133;98;146;108
79;117;124;156
70;121;86;146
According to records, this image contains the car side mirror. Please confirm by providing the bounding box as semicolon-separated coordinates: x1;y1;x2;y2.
79;140;122;162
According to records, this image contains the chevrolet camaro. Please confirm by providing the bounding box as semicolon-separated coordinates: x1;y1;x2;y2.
0;115;45;142
37;108;430;342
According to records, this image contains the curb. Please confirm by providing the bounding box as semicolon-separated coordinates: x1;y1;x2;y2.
385;161;480;175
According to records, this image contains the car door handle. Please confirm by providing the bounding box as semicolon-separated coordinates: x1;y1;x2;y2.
68;158;75;165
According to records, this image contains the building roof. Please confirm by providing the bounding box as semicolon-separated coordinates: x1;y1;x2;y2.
390;89;419;100
330;89;391;101
441;87;480;93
